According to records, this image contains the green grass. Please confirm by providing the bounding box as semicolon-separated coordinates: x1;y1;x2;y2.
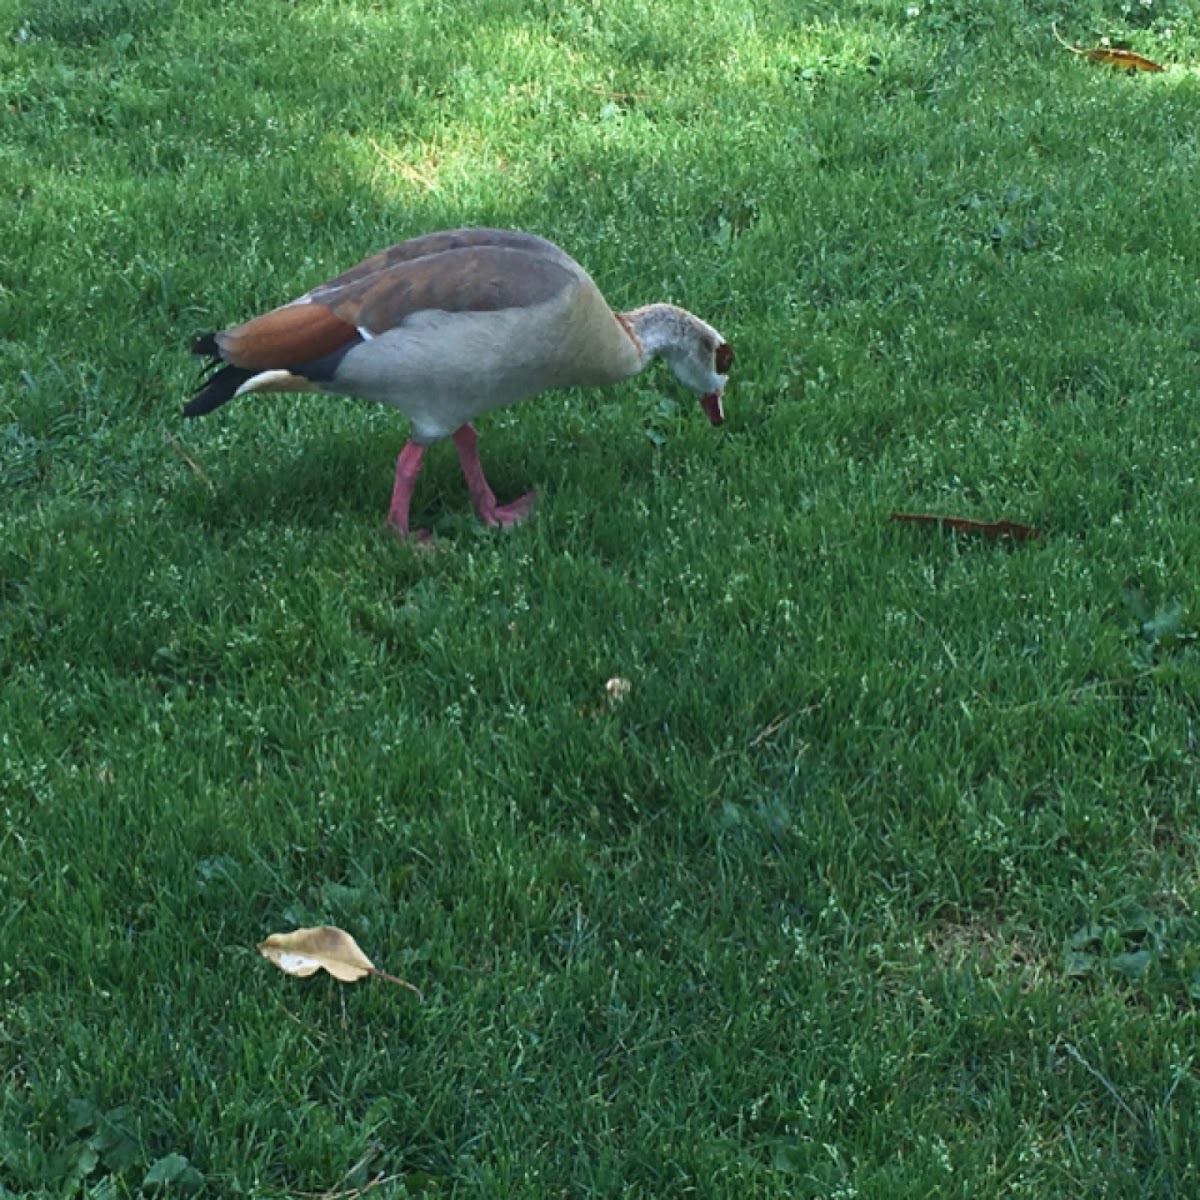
4;0;1200;1194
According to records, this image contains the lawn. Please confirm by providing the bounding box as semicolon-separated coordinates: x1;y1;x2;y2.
3;0;1200;1195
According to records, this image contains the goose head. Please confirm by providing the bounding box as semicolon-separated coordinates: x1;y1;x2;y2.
623;304;733;426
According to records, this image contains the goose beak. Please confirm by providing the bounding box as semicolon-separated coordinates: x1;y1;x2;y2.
700;390;725;426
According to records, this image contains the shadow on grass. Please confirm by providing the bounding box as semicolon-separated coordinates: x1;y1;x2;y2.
173;419;557;536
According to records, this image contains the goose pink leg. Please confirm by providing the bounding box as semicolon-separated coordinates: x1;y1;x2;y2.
452;424;536;528
386;440;427;539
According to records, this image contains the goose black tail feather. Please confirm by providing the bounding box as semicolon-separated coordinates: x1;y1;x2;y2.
192;332;221;358
184;362;255;418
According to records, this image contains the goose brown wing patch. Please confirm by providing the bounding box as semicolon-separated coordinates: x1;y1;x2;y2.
313;228;578;295
319;246;577;334
216;303;359;371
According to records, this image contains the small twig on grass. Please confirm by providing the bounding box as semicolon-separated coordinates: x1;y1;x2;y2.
749;711;791;748
1055;1039;1142;1128
992;671;1155;715
748;702;822;750
293;1172;403;1200
273;998;329;1046
584;84;651;101
163;429;214;492
367;136;440;192
289;1143;401;1200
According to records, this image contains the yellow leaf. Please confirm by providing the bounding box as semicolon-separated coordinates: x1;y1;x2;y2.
257;926;425;1000
259;925;376;982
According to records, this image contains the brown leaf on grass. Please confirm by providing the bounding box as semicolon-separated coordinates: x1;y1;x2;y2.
889;512;1041;543
1083;47;1164;72
258;926;423;999
1052;23;1165;72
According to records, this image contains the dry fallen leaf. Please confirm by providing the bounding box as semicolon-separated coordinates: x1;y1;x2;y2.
1083;47;1165;72
259;925;373;981
1052;23;1165;72
258;926;422;999
889;512;1041;543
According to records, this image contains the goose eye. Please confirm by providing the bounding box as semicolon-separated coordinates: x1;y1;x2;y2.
715;343;733;374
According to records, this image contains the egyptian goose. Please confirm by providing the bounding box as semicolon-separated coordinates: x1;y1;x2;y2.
186;228;733;537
